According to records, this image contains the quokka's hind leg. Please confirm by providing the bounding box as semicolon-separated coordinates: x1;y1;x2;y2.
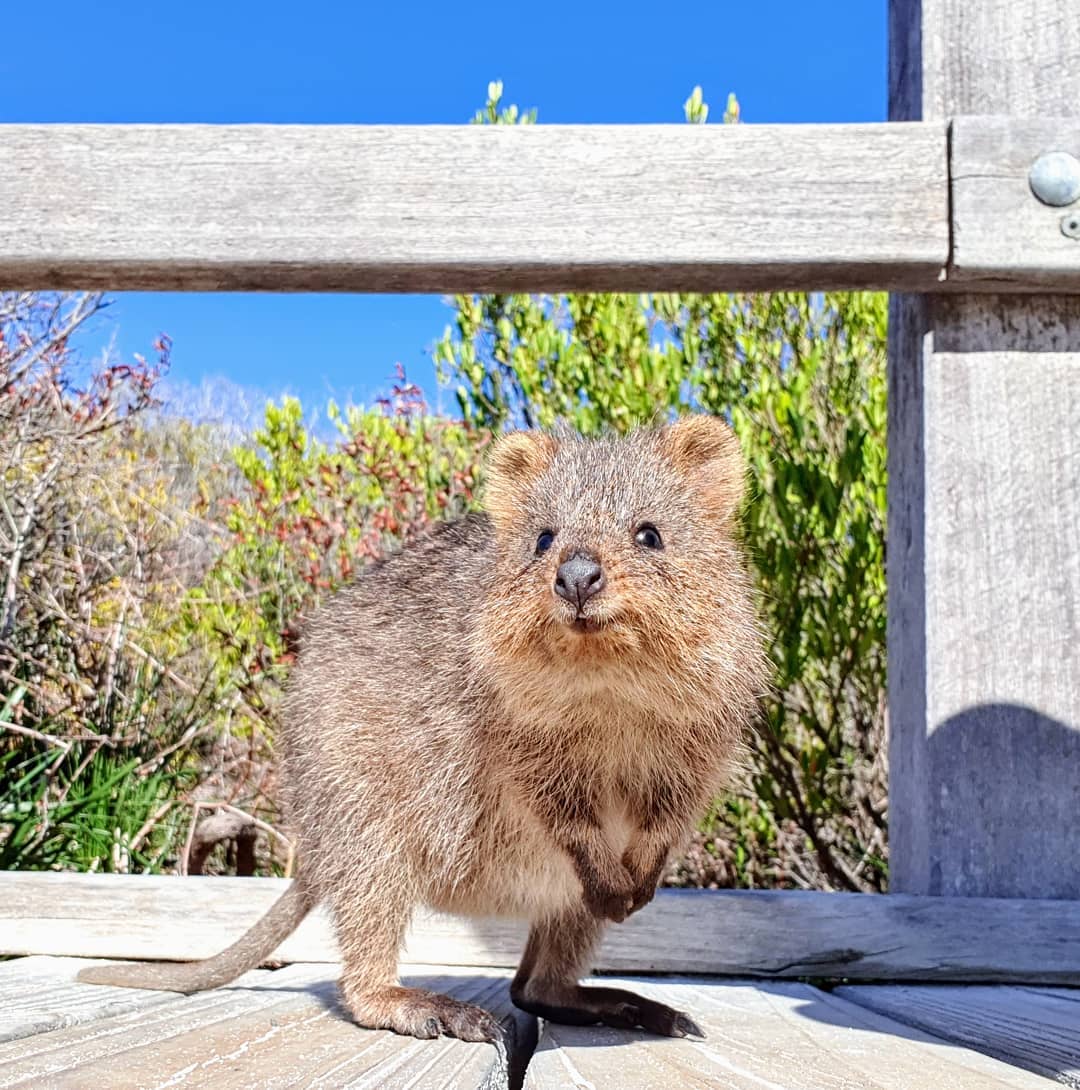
510;903;704;1038
330;872;503;1043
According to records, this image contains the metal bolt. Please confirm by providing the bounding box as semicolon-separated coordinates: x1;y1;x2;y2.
1029;151;1080;206
1062;212;1080;239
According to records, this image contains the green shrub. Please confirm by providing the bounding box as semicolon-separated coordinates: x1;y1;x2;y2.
0;293;210;872
184;372;483;744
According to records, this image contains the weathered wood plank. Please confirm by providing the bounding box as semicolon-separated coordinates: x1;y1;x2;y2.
950;116;1080;290
5;872;1080;984
889;294;1080;897
887;2;1080;896
0;870;517;967
838;984;1080;1087
523;977;1056;1089
887;296;1080;899
0;959;532;1090
1021;986;1080;1005
0;122;948;293
0;956;178;1044
890;0;1080;122
0;961;322;1089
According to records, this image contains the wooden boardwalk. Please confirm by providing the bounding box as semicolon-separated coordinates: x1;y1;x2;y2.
3;954;1077;1088
2;874;1079;1088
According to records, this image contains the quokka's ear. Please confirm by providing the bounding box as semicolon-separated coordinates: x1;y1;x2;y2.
657;414;746;522
483;431;559;525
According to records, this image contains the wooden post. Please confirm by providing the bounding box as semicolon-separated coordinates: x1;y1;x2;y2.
888;1;1080;897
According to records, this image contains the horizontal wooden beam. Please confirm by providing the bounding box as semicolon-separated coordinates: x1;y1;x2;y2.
0;122;948;293
950;115;1080;289
5;872;1080;985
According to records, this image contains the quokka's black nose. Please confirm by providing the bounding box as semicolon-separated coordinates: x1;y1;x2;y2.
554;554;605;608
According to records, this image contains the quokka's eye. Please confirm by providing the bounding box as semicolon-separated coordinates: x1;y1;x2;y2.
535;530;556;555
634;523;664;550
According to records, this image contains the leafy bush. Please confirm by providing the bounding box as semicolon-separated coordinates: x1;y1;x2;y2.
0;293;208;872
183;370;483;745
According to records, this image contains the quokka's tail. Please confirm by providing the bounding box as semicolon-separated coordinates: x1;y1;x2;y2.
77;879;316;994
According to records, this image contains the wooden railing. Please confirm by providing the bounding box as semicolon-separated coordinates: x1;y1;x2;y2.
0;122;948;293
1;0;1078;937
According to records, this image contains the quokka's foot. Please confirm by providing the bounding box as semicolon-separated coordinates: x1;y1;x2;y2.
512;983;705;1039
345;984;504;1043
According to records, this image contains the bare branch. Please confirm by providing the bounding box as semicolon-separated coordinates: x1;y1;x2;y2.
0;721;72;751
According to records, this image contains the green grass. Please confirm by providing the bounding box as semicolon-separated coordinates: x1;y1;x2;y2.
0;740;190;873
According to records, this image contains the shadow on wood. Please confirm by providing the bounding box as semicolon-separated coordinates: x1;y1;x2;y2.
908;703;1080;899
834;983;1080;1088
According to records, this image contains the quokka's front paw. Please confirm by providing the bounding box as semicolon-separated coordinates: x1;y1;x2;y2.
621;850;667;916
627;881;659;916
580;868;636;922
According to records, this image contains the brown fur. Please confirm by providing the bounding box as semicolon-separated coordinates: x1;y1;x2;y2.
79;417;767;1044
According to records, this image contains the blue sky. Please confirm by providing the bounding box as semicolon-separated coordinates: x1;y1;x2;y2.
1;1;886;419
